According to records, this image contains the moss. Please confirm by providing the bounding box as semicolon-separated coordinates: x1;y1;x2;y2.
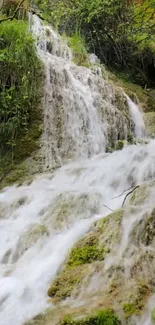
48;265;87;301
141;208;155;246
0;162;29;189
151;308;155;323
123;303;139;318
67;236;105;267
69;33;89;68
122;282;151;319
129;185;148;206
99;209;124;230
145;112;155;137
62;309;121;325
115;141;124;151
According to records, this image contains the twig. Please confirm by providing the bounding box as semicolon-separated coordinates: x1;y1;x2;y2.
122;185;139;207
111;186;133;199
103;204;114;212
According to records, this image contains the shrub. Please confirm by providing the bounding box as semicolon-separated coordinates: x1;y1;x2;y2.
0;19;43;177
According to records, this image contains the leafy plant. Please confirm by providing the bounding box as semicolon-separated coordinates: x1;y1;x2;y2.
0;19;43;178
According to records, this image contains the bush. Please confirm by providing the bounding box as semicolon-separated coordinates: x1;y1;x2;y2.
0;19;43;177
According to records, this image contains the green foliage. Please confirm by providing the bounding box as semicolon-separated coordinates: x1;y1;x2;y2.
0;19;43;179
69;33;89;67
48;265;86;300
48;235;106;301
123;303;138;319
62;309;121;325
67;236;105;266
151;308;155;323
115;141;124;151
37;0;155;87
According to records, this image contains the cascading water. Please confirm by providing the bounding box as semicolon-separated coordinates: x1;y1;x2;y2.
127;95;146;138
31;15;134;170
0;15;154;325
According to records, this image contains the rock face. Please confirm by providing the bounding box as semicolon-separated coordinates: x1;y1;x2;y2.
145;112;155;137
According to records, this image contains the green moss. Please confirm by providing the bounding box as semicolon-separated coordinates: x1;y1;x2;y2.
151;308;155;323
129;185;148;206
48;265;87;301
123;303;138;318
67;236;105;267
145;112;155;137
69;33;89;67
62;309;121;325
0;162;28;188
115;141;124;151
123;282;150;319
99;210;124;230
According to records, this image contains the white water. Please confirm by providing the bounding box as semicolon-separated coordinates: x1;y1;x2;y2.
31;15;135;169
127;96;146;138
0;15;153;325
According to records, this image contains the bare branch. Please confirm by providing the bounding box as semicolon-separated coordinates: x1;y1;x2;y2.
122;185;139;207
111;186;134;200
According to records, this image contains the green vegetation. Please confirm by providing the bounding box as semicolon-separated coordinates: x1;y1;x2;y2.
0;19;43;183
152;308;155;323
69;33;89;67
123;282;151;319
67;236;105;267
48;235;105;300
115;141;124;151
62;309;121;325
35;0;155;87
48;264;87;300
123;303;139;319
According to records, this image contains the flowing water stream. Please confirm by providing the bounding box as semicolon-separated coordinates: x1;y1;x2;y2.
0;15;155;325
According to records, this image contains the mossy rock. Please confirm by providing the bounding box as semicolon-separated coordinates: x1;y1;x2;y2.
129;185;149;206
115;141;124;151
12;224;49;262
48;264;88;301
97;209;124;249
122;282;151;319
123;302;140;319
145;112;155;137
67;234;105;267
62;309;121;325
152;308;155;323
141;209;155;246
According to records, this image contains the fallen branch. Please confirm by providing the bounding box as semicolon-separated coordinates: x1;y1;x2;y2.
122;185;139;207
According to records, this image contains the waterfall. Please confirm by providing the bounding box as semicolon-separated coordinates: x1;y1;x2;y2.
31;15;133;170
127;95;146;138
0;15;154;325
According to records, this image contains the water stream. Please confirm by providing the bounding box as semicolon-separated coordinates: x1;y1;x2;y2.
0;15;154;325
